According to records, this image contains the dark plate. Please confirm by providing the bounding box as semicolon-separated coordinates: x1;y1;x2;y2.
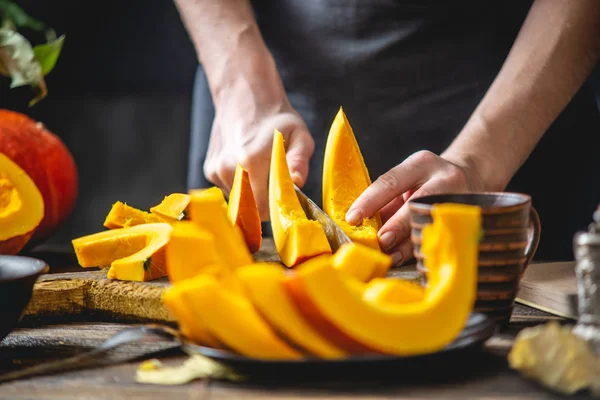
181;312;497;383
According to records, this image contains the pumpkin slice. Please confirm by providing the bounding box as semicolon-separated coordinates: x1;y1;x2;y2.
72;222;173;282
165;221;222;283
322;107;382;249
362;278;425;305
188;186;253;269
269;130;331;267
179;274;303;359
0;152;44;255
283;203;481;356
162;279;223;348
150;193;190;221
227;164;262;253
236;262;346;359
332;242;392;282
103;201;164;229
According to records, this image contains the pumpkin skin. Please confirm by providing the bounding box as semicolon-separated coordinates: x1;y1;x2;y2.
227;164;262;253
0;152;45;254
322;107;381;249
282;203;481;356
71;222;173;282
0;109;78;245
269;129;331;267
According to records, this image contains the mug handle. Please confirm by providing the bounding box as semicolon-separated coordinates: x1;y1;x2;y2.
522;206;541;273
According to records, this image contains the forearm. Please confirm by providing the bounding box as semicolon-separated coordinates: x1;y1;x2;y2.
443;0;600;191
173;0;281;104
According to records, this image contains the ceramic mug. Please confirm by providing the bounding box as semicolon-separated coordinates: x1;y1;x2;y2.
408;192;541;328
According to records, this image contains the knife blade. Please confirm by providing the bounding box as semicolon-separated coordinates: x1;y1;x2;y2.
294;185;351;252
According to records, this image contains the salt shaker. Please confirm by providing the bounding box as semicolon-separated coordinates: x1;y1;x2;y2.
572;224;600;354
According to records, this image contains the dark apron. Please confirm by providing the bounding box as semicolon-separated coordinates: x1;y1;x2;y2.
188;0;600;261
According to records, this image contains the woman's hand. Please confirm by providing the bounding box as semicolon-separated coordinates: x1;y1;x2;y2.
205;81;314;220
345;150;485;266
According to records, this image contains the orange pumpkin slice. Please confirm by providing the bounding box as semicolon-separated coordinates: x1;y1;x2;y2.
269;130;331;267
227;163;262;253
72;222;172;282
103;201;164;229
322;107;381;249
237;262;346;358
0;152;45;255
179;274;303;359
283;203;481;355
150;193;190;221
332;242;392;282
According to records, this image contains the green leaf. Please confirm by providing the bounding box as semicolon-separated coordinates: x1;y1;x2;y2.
0;27;47;105
33;34;64;76
0;1;45;32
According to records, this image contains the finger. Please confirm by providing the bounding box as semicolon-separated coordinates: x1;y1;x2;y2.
379;195;406;224
203;157;225;190
216;154;238;197
285;128;314;187
346;151;436;226
387;238;414;267
376;180;435;252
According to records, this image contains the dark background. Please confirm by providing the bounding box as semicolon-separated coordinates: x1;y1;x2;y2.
1;1;600;256
0;1;198;244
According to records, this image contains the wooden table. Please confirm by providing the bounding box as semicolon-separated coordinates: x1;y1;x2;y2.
0;245;591;399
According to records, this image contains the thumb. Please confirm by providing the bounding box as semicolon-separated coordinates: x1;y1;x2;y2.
285;128;314;187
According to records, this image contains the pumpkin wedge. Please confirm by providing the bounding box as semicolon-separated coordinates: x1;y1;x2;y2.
227;163;262;253
150;193;190;221
72;222;173;282
362;278;425;305
332;242;392;282
103;201;164;229
165;221;222;283
0;152;44;255
162;279;223;348
322;107;382;249
179;274;303;359
188;186;253;269
237;262;346;359
283;203;481;356
269;130;331;267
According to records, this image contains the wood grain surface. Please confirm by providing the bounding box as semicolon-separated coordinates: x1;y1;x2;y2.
22;239;422;324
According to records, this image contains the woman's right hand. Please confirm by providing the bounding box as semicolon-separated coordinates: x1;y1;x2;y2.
203;54;314;221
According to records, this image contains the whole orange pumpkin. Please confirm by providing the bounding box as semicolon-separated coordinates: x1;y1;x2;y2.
0;109;78;246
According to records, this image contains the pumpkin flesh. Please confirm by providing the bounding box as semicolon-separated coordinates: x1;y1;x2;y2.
188;187;253;269
227;163;262;253
362;278;425;305
72;222;173;282
322;107;381;249
103;201;164;229
178;274;303;359
150;193;190;221
269;130;331;267
236;263;346;358
332;242;392;282
0;152;44;254
283;203;481;356
165;221;222;283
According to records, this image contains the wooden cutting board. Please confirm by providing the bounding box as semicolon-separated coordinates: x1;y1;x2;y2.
22;238;420;323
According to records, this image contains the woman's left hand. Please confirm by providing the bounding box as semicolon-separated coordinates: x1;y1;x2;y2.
345;150;485;266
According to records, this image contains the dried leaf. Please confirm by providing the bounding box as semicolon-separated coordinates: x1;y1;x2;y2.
136;355;244;385
508;321;600;396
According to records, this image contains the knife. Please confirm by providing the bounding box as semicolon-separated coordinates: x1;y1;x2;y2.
294;185;351;252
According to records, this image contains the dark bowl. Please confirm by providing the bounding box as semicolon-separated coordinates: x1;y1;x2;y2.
0;256;49;343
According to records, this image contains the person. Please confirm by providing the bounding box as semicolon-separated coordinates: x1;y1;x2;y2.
175;0;600;264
